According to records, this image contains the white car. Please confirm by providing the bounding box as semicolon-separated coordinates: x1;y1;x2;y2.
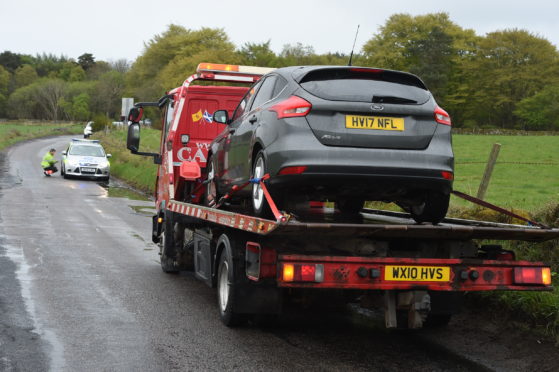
84;122;93;138
61;139;111;181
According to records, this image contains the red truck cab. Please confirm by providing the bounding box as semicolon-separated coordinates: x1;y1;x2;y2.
128;63;275;215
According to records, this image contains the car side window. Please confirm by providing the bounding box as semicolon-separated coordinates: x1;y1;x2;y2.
250;75;277;109
231;80;262;122
272;75;288;98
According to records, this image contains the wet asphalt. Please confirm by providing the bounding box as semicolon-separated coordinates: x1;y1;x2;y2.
0;136;549;371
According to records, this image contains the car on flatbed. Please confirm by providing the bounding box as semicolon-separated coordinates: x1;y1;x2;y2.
61;139;111;181
209;66;454;223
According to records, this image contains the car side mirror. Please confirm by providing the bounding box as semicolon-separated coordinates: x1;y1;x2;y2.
127;123;141;153
128;107;143;123
62;151;67;156
213;110;229;124
106;154;112;158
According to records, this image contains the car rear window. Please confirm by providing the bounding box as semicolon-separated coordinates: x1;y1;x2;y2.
299;68;430;104
69;145;105;157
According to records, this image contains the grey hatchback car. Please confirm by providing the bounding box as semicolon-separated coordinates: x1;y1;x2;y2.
208;66;454;224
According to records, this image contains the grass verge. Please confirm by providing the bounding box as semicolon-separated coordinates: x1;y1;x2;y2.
0;121;83;150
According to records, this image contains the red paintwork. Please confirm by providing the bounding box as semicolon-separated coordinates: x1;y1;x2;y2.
155;81;249;213
277;254;552;292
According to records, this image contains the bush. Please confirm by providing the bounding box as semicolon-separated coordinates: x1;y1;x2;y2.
91;114;109;132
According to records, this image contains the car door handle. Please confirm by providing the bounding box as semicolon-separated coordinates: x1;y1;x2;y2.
249;115;257;124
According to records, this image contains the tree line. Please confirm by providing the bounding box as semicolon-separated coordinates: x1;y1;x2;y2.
1;13;558;130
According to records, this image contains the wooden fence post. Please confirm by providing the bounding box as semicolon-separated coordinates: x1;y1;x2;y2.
477;143;501;200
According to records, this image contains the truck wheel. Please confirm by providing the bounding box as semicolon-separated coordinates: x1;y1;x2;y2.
217;249;244;327
159;211;179;273
251;151;273;218
337;198;365;215
410;191;450;225
205;156;219;207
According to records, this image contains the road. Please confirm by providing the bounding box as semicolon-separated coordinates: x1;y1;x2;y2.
0;136;558;371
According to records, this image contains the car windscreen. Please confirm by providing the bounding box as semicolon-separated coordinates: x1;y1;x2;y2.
69;145;105;157
299;68;430;104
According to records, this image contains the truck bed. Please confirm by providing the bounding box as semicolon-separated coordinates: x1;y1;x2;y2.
168;200;559;242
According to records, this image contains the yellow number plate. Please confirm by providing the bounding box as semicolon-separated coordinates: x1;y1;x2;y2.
385;266;450;282
345;115;404;131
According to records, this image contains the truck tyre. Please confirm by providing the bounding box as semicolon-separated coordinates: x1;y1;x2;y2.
251;151;272;218
216;248;244;327
410;191;450;225
159;210;179;273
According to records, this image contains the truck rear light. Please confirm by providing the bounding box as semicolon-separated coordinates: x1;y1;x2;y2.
434;106;451;126
278;166;307;175
269;96;311;119
514;267;552;285
282;263;324;282
246;242;276;281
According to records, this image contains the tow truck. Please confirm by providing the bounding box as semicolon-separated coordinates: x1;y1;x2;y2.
125;63;559;328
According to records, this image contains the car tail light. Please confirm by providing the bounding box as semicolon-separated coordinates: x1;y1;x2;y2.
434;106;451;126
513;267;552;285
278;166;307;175
441;171;454;180
269;96;311;119
282;263;324;282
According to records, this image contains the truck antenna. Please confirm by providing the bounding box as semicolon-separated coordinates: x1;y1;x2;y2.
348;24;360;66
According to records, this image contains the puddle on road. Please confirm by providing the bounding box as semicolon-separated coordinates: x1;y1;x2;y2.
106;186;150;201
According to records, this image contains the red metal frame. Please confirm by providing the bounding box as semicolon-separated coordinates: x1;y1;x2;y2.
277;254;552;292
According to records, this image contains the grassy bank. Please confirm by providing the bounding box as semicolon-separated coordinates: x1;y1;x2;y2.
0;121;83;150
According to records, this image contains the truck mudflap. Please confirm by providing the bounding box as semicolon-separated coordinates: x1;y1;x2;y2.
276;255;552;292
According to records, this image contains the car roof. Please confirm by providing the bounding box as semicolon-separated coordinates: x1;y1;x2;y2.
268;65;427;90
70;139;103;147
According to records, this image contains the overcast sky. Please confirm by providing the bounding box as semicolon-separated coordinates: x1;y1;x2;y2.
1;0;558;62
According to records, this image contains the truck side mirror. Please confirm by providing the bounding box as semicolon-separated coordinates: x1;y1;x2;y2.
213;110;229;124
127;123;141;153
128;107;143;123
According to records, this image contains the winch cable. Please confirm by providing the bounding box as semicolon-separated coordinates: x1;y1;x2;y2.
451;190;549;229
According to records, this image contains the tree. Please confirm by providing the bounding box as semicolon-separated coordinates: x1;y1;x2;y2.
33;79;67;121
238;41;278;66
14;64;39;89
7;83;41;119
127;25;239;99
60;92;90;120
362;13;478;117
514;85;559;130
78;53;96;70
278;43;317;66
462;29;559;128
92;71;124;118
0;51;23;71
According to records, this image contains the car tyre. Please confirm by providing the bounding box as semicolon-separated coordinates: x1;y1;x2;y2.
410;191;450;225
337;198;365;215
217;248;244;327
251;151;273;218
205;156;219;207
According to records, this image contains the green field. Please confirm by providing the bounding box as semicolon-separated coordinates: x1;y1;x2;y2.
452;135;559;211
0;122;83;150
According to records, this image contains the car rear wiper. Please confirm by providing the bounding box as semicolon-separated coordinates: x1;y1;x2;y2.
372;96;417;104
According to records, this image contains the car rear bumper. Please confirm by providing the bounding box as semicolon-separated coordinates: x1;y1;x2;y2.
262;122;453;199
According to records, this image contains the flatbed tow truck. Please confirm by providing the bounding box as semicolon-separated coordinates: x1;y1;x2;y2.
125;63;559;329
